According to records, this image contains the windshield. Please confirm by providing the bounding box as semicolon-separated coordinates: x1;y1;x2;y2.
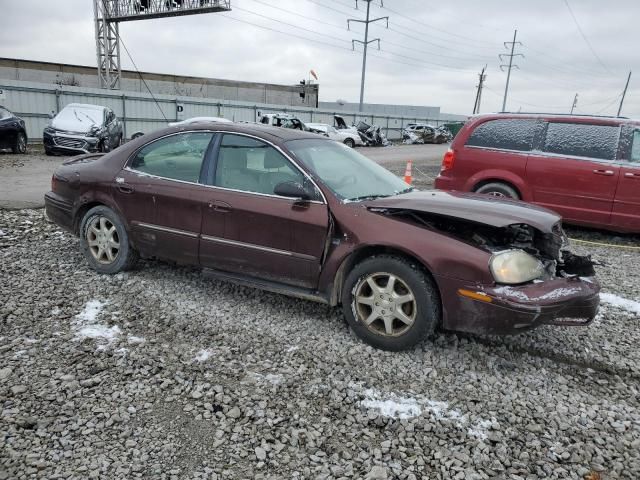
286;139;411;201
55;106;103;128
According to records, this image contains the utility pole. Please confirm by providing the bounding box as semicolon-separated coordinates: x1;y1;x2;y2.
570;93;578;114
617;71;632;117
472;65;487;114
348;0;388;112
499;29;523;112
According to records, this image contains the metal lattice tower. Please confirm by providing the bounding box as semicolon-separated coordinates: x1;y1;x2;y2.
93;0;232;89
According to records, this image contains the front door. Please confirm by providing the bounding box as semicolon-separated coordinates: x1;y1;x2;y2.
526;121;621;227
612;128;640;232
118;131;216;264
200;133;328;289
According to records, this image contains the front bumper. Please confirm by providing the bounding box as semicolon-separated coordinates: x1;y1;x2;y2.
44;130;99;155
437;275;600;335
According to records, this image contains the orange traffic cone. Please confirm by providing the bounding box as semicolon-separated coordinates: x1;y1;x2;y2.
404;160;413;185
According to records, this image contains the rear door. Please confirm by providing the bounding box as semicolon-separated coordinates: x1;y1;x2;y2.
612;127;640;232
460;118;538;192
119;131;216;264
526;121;621;226
200;133;328;288
0;107;17;149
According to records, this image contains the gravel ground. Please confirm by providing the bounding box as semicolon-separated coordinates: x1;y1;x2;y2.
1;209;639;480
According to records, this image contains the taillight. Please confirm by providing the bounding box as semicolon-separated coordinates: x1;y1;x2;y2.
51;175;57;192
441;149;455;171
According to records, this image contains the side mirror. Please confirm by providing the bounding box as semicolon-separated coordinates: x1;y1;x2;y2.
48;112;55;119
274;181;311;201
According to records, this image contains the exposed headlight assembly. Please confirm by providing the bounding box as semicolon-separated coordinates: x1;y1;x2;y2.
490;249;545;284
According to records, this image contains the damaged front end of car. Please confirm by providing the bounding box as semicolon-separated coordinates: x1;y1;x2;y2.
369;206;600;334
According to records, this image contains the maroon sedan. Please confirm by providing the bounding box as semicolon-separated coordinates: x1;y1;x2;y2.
45;122;600;350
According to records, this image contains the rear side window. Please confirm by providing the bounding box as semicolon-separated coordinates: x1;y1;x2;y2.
631;130;640;163
543;123;620;160
466;119;537;151
130;132;214;182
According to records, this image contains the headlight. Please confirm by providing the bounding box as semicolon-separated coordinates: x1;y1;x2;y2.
490;250;544;284
43;127;55;135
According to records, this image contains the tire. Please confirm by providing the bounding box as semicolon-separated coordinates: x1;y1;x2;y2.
474;182;520;199
344;138;355;148
12;132;27;154
79;206;138;274
341;255;440;351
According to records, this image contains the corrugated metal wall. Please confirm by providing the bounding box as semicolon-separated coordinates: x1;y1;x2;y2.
0;79;451;142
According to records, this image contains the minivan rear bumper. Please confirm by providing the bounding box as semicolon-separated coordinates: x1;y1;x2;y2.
436;275;600;335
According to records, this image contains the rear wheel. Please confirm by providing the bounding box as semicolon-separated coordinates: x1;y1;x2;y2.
79;206;138;274
475;182;520;199
342;255;440;351
344;137;355;148
12;132;27;154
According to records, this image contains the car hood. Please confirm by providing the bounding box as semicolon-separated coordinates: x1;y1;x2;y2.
364;190;561;232
51;116;96;134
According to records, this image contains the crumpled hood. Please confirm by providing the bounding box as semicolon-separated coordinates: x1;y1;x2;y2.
364;190;561;232
51;116;94;134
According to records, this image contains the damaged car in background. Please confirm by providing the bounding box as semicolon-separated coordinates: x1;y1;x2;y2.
402;123;453;144
44;123;599;351
334;114;390;147
44;103;123;156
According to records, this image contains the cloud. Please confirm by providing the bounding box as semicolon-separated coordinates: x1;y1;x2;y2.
0;0;638;116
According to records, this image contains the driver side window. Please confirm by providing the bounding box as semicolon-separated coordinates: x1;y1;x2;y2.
214;134;313;197
632;130;640;163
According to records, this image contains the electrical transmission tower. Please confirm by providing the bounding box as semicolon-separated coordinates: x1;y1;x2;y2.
348;0;388;112
472;65;487;114
93;0;232;89
499;29;523;112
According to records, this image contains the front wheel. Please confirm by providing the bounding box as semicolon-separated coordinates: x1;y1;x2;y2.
79;206;138;274
12;132;27;154
344;138;355;148
341;255;440;351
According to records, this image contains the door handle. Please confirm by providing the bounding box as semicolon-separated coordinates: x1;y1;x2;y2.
592;169;614;176
624;172;640;179
117;184;134;194
208;200;232;213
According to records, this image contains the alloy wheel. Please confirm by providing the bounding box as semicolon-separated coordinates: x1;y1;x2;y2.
17;134;27;153
86;216;120;264
354;272;417;337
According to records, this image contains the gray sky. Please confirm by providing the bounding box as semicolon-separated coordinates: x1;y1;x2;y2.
1;0;638;116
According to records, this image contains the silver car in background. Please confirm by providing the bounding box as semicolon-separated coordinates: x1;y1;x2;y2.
306;123;363;148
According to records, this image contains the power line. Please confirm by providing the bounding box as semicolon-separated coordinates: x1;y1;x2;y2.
499;29;523;112
348;0;389;111
246;0;348;32
562;0;612;75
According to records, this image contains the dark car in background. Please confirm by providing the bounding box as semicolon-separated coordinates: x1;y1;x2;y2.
44;103;123;156
0;105;27;154
45;122;599;351
435;113;640;234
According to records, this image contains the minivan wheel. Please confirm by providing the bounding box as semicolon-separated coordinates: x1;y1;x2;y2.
79;206;138;274
475;182;520;199
344;138;355;148
12;132;27;154
342;255;440;351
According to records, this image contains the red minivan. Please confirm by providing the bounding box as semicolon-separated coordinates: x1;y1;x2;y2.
435;113;640;233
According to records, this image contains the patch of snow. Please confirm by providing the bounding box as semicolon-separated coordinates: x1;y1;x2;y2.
75;300;106;324
249;372;284;385
13;350;28;358
535;287;580;301
127;335;145;345
0;229;5;236
493;286;530;301
193;349;213;362
286;345;299;353
600;293;640;314
361;388;422;420
50;306;61;316
76;325;122;343
579;276;594;284
468;419;493;440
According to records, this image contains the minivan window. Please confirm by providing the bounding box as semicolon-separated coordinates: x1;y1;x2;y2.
130;132;214;182
632;130;640;163
543;123;619;161
466;119;537;152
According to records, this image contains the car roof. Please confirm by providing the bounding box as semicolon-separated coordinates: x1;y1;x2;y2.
166;121;326;143
471;112;640;126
